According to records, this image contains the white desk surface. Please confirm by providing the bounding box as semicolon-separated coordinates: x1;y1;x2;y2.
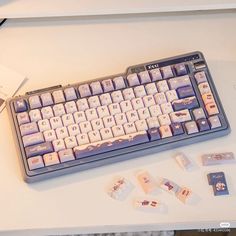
1;0;236;18
0;11;236;236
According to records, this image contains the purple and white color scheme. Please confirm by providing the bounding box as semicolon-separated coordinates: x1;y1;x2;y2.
7;52;230;182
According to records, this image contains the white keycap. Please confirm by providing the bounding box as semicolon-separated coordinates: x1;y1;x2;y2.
88;96;101;108
17;112;30;125
101;79;114;92
64;136;77;149
53;139;66;152
156;80;169;92
40;93;53;106
154;92;167;104
74;111;86;123
97;105;110;118
56;127;69;139
124;122;137;134
127;73;140;87
64;87;77;101
145;83;158;95
76;133;89;145
111;91;124;103
198;82;211;95
100;93;112;106
53;104;65;116
88;130;101;143
193;108;206;120
135;119;148;131
100;128;113;140
134;85;146;98
85;108;98;121
138;108;150;120
90;81;103;95
91;118;104;130
103;116;116;128
147;117;160;129
126;110;139;123
62;113;75;126
112;125;125;137
108;103;121;115
30;157;42;172
166;90;178;102
58;149;75;163
52;90;65;104
68;124;80;136
139;71;151;84
143;95;155;107
65;101;77;114
123;88;135;100
131;98;144;110
79;121;92;133
113;76;126;90
41;106;54;119
76;98;89;111
43;129;57;142
120;100;133;112
149;105;162;117
158;114;171;126
159;125;172;138
43;152;60;166
29;95;41;109
115;113;127;125
29;109;42;122
170;110;191;123
50;116;63;129
161;102;173;114
149;68;162;81
161;66;174;79
38;119;51;132
78;84;91;98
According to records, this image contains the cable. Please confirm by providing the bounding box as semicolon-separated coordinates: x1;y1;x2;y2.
0;18;7;27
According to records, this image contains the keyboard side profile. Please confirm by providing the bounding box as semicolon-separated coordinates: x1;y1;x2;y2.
6;51;230;182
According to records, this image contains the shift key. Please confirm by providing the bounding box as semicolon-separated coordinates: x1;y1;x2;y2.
25;142;54;158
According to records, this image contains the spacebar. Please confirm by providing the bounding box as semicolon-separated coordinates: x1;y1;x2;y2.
74;131;149;159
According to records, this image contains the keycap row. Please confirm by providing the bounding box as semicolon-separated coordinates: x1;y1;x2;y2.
14;74;193;112
26;114;221;171
18;90;200;126
21;109;222;152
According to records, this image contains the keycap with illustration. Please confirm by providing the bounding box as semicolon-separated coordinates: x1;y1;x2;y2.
7;51;230;182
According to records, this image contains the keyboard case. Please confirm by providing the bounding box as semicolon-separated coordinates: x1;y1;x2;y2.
7;51;230;182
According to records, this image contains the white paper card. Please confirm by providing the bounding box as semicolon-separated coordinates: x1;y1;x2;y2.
0;64;27;112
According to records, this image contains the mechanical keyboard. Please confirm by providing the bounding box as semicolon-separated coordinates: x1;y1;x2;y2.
7;51;230;182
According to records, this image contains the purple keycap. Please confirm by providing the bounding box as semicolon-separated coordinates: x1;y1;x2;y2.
172;96;198;111
14;99;28;113
22;132;44;147
25;142;54;158
147;128;161;141
20;122;39;136
197;118;210;132
174;63;188;76
177;86;195;98
74;132;149;159
170;123;184;136
212;173;229;196
207;172;226;185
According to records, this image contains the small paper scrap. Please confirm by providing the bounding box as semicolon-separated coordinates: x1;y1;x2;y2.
0;64;27;112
